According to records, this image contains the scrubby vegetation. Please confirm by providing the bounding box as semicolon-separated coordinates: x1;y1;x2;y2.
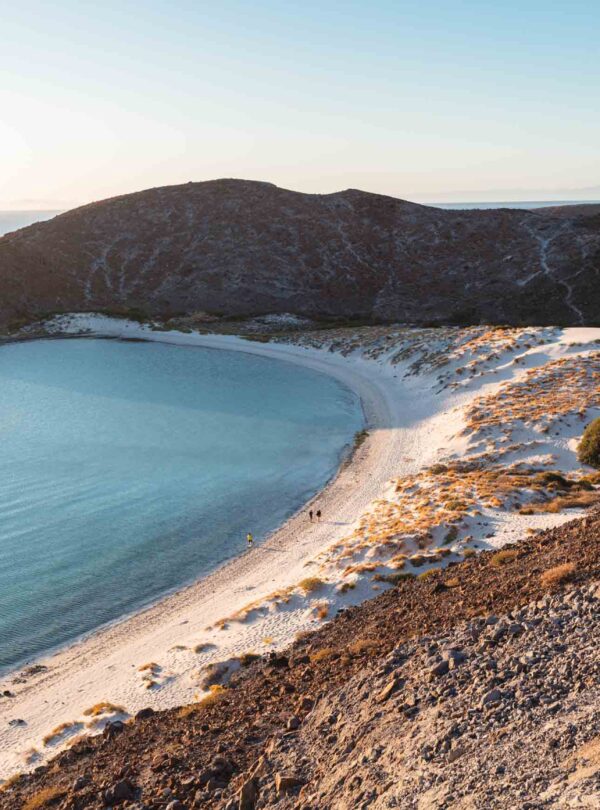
541;563;577;589
578;418;600;469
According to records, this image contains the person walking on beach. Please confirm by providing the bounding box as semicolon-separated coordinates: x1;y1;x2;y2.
316;509;322;522
246;532;253;547
309;509;313;522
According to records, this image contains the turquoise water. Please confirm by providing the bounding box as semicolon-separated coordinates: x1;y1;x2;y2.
0;339;362;671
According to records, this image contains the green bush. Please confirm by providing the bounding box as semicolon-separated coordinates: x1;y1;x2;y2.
578;418;600;469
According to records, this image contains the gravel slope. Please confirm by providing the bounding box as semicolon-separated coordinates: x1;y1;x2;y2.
3;511;600;809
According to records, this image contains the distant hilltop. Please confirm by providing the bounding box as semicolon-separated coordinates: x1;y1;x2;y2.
0;178;599;329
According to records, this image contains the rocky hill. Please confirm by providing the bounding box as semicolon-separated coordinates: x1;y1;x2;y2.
4;511;599;809
0;180;599;329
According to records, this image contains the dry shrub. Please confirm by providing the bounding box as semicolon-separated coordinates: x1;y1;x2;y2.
82;701;125;717
42;722;76;746
417;568;438;580
193;643;216;654
491;549;519;567
23;787;67;809
313;601;329;620
239;652;261;666
178;685;226;717
298;577;325;593
578;417;600;468
347;638;378;656
310;647;336;663
0;773;22;792
137;662;159;672
444;577;460;588
540;563;576;589
462;548;476;558
372;571;414;585
338;581;356;593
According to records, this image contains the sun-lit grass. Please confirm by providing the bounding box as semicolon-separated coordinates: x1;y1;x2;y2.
82;701;125;717
22;787;67;810
540;563;576;589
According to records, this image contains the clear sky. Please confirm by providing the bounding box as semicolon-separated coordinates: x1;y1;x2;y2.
2;0;599;209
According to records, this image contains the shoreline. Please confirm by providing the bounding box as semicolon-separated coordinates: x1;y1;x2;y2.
1;322;436;777
0;334;366;682
3;318;597;779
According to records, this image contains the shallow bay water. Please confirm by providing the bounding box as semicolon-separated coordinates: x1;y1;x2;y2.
0;338;362;671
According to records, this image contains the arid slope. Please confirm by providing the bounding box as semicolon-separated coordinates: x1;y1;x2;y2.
0;180;599;328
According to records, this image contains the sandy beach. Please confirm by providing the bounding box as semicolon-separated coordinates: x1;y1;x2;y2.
0;318;598;779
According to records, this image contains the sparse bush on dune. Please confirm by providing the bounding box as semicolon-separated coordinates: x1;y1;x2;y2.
82;701;125;717
178;684;226;718
417;568;439;580
578;418;600;469
298;577;325;593
42;722;77;746
314;601;329;620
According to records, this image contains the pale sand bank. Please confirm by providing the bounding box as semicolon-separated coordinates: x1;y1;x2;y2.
0;318;598;778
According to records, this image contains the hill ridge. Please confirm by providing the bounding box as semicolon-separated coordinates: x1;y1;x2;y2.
0;179;599;328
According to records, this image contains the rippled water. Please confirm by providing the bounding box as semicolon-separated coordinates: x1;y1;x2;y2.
0;339;363;671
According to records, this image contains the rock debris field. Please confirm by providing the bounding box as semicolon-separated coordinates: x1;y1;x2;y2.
266;583;600;809
3;511;600;809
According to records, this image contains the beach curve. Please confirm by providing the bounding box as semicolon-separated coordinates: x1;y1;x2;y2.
0;322;452;778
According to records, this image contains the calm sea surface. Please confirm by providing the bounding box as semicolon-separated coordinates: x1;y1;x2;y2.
0;339;363;671
0;210;61;236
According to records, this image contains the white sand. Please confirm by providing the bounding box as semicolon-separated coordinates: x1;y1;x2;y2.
0;318;598;778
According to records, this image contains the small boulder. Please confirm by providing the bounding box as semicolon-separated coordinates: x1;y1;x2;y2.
73;775;90;791
275;772;305;794
103;720;125;739
429;660;449;678
287;715;301;730
297;696;314;712
238;777;259;810
481;688;503;708
376;677;401;703
104;778;135;805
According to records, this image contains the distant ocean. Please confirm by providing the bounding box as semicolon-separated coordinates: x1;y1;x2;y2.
434;200;600;210
0;210;62;237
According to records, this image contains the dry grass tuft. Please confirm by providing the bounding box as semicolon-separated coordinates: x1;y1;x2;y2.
310;647;336;663
42;722;76;746
22;786;67;809
540;563;577;589
347;638;379;656
82;701;125;717
137;662;159;672
298;577;325;593
178;685;227;718
239;652;261;666
417;568;439;580
0;773;23;792
313;601;329;620
491;549;519;567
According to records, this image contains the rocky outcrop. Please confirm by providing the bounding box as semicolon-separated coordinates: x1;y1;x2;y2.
0;179;599;329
